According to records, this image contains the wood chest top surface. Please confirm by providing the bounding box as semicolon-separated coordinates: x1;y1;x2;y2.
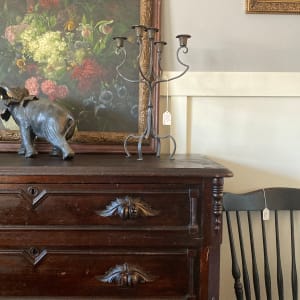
0;153;233;178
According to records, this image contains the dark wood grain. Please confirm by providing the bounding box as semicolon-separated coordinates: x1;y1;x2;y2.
0;153;232;299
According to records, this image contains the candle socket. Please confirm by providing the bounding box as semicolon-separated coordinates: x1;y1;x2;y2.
176;34;191;47
112;36;127;48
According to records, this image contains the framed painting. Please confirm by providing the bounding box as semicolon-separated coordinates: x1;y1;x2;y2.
247;0;300;13
0;0;161;153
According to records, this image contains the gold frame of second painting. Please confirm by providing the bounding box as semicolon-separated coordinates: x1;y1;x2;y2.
247;0;300;13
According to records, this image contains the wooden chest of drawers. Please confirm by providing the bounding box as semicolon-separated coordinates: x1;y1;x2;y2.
0;153;232;299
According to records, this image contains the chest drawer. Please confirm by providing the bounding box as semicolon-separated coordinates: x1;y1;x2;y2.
0;183;199;228
0;247;198;298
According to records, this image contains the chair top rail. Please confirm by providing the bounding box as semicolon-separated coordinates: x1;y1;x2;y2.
223;187;300;211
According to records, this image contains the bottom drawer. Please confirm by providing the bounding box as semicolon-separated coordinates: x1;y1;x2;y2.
0;248;198;298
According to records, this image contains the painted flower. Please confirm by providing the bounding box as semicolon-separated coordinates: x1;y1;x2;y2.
25;76;40;96
64;20;76;32
26;0;35;13
71;58;104;92
39;0;60;10
40;79;69;100
73;48;89;65
78;24;93;39
41;79;57;100
20;30;68;80
56;85;69;99
97;20;114;35
4;24;28;45
16;59;26;71
25;63;39;75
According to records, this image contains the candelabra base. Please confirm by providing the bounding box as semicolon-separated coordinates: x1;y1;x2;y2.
124;133;176;160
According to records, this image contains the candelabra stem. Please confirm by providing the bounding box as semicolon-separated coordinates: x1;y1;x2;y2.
124;97;176;160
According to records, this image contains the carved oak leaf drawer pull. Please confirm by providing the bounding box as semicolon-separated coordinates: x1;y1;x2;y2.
96;196;160;220
97;263;155;287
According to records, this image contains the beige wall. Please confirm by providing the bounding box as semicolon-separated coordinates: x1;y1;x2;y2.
161;0;300;71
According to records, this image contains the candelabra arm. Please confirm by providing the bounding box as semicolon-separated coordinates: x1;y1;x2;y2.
115;48;141;84
136;39;149;83
137;41;156;84
156;134;176;160
148;39;157;80
124;128;148;160
137;64;150;84
156;46;190;86
157;51;164;76
151;55;161;84
170;46;190;81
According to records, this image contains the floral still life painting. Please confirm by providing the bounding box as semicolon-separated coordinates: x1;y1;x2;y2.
0;0;154;150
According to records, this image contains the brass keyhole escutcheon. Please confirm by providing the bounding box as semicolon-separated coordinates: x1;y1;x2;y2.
27;186;39;197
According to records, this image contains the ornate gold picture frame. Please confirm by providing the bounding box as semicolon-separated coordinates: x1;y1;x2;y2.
0;0;161;154
247;0;300;13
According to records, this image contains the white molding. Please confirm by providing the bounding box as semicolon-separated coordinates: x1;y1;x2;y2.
160;72;300;97
170;96;189;154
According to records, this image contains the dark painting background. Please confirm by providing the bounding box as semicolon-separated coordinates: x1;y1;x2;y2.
0;0;140;132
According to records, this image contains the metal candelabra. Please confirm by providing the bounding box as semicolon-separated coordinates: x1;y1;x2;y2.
113;25;191;160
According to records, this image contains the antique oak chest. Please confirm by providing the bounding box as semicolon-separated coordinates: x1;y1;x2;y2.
0;153;232;299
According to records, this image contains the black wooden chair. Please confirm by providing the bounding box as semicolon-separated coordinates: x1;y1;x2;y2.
223;187;300;300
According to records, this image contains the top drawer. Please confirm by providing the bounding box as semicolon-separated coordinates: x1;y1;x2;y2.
0;183;200;228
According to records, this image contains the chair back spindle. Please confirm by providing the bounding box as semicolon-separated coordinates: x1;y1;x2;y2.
291;210;298;300
226;211;244;300
236;211;251;300
248;211;260;300
261;210;272;300
223;188;300;300
275;210;284;300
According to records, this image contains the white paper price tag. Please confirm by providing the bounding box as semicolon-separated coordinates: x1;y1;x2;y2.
163;111;172;125
263;208;270;221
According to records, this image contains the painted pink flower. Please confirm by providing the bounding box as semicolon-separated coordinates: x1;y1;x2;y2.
41;79;57;100
4;24;28;45
56;85;69;99
40;80;69;100
4;26;16;44
80;26;92;39
25;77;40;96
